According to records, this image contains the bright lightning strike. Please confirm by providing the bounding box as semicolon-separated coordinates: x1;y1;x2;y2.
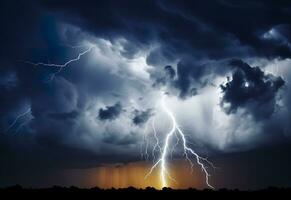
145;93;214;189
22;45;95;81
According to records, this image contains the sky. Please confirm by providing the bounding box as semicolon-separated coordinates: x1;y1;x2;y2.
1;0;291;189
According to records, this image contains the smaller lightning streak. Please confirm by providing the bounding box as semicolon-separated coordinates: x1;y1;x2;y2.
152;118;162;162
145;94;214;189
5;108;31;133
170;132;180;159
141;121;150;161
21;45;95;81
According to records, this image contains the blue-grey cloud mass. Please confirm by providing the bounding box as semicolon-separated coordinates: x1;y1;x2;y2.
1;0;291;188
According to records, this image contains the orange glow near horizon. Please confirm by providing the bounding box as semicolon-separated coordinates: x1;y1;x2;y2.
63;160;207;189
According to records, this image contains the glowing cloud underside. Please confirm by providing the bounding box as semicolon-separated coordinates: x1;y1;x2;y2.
145;94;214;189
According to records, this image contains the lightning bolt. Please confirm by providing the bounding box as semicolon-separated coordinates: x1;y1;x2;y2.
8;44;94;133
145;93;214;189
5;108;32;133
21;45;95;81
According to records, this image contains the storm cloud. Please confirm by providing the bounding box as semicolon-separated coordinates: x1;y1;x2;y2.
220;59;285;120
1;0;291;187
132;109;153;126
98;102;123;121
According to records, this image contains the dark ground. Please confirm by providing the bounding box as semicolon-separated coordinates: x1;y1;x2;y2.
1;186;291;199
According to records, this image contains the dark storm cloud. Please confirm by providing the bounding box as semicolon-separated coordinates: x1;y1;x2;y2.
152;65;176;88
175;59;210;98
164;65;175;79
132;109;153;126
161;0;291;58
39;0;291;59
1;0;291;187
98;102;122;121
220;59;285;120
12;0;291;100
146;46;177;66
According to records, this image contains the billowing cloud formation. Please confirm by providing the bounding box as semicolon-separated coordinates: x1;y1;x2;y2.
40;0;291;59
132;109;153;126
175;59;209;98
98;102;122;120
221;59;285;120
0;0;291;181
